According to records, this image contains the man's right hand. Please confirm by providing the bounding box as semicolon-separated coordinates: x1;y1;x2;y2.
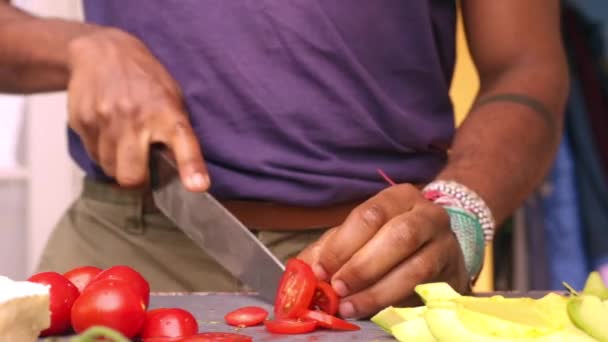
66;28;208;191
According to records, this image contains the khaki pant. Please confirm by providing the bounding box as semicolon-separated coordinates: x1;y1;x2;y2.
36;178;326;292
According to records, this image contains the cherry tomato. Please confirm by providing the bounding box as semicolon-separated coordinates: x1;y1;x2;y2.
89;265;150;308
71;279;146;338
28;271;80;336
302;310;360;331
224;306;268;327
273;259;316;319
310;281;339;315
63;266;102;293
264;318;317;334
179;332;253;341
141;308;199;339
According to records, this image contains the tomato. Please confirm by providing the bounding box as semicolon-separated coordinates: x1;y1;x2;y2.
71;279;146;338
310;281;339;315
302;310;360;331
141;308;199;339
224;306;268;327
89;265;150;308
28;271;80;336
273;259;316;319
178;332;253;342
264;318;317;334
63;266;102;293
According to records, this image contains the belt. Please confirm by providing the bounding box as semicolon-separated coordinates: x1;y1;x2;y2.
139;188;360;231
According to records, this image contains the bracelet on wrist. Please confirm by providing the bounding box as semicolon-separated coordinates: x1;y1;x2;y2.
422;180;496;244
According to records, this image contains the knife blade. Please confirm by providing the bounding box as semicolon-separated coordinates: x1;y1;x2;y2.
149;146;285;303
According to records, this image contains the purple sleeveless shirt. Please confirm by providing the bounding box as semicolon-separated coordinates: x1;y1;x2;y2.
74;0;457;206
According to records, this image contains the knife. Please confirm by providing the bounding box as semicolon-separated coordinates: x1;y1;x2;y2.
149;145;285;303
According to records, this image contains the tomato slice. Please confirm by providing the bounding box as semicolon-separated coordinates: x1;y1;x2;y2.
264;319;317;334
178;332;253;342
273;258;317;319
224;306;268;327
302;310;360;331
310;281;339;315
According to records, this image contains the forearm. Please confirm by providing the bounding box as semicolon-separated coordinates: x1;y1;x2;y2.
0;2;99;93
435;62;569;226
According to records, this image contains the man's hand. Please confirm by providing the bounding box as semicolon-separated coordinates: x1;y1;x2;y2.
66;28;208;191
298;184;469;319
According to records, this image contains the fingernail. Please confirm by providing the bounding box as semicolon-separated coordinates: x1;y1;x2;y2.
312;263;329;281
339;301;356;318
332;279;349;297
188;173;207;189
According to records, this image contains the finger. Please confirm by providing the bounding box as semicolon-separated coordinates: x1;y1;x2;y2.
115;125;149;188
313;184;421;280
68;88;100;162
338;235;452;319
331;203;445;297
296;227;338;281
155;114;209;192
97;131;118;178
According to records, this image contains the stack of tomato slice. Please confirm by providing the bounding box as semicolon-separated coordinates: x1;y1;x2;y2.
265;258;360;334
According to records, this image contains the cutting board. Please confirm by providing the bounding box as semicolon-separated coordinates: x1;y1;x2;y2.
41;292;395;341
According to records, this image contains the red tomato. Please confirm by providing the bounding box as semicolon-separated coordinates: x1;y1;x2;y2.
89;265;150;308
28;271;80;336
140;308;199;339
310;281;339;315
179;332;253;342
71;279;146;338
264;319;317;334
302;310;360;331
63;266;102;293
224;306;268;327
273;259;316;319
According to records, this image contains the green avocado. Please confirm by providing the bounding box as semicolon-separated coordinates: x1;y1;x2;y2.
582;271;608;300
568;295;608;342
424;307;596;342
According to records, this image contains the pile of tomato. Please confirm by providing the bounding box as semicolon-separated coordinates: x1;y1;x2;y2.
28;259;359;341
28;265;251;341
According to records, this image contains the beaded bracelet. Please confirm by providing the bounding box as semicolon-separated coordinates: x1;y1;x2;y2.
423;180;496;244
442;206;485;279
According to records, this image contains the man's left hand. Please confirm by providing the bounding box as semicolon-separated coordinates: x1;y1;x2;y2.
298;184;470;319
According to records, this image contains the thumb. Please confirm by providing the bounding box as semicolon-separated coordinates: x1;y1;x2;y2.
166;119;209;192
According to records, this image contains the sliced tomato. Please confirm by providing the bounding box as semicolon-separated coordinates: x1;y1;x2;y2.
264;319;317;334
178;332;253;342
224;306;268;327
310;281;339;315
302;310;360;331
273;258;317;319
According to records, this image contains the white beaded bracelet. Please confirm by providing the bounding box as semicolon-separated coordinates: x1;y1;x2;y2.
423;180;496;243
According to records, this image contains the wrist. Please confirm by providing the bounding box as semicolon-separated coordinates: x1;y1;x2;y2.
423;180;494;282
66;26;130;73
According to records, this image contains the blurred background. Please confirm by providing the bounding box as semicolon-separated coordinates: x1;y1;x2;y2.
0;0;607;292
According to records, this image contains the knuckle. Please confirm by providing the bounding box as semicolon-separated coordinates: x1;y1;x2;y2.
94;100;114;118
410;255;437;281
387;220;420;250
116;97;138;115
356;204;386;231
